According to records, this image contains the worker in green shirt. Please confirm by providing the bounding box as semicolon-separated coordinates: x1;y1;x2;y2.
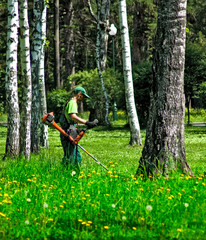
59;86;98;171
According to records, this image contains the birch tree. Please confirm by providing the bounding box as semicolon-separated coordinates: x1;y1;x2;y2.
137;0;193;177
5;0;20;158
31;0;45;153
39;2;48;149
119;0;142;145
19;0;32;159
88;0;110;71
96;0;110;125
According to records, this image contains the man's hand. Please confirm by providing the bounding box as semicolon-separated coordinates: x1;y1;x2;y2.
86;119;98;129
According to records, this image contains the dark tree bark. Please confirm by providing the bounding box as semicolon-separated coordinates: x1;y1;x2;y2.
54;0;61;88
137;0;193;177
63;0;75;89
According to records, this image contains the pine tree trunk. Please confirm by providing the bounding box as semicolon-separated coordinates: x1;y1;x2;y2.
5;0;20;158
64;0;75;80
39;2;49;149
119;0;142;145
19;0;32;159
137;0;193;176
54;0;61;88
31;0;44;153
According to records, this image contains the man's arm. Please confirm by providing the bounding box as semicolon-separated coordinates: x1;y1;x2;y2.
70;113;87;125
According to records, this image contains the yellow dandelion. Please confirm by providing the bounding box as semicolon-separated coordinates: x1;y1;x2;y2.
85;194;90;197
168;196;172;200
189;196;193;199
88;221;92;224
167;188;170;191
27;179;32;182
140;188;144;192
202;183;205;186
13;180;17;183
104;226;109;229
177;228;182;232
82;222;86;225
0;212;6;217
106;194;110;196
132;227;137;230
78;219;83;222
178;193;182;196
59;205;64;208
48;219;54;221
62;201;66;204
86;224;90;227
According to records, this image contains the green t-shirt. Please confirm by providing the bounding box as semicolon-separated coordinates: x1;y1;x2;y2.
65;99;78;124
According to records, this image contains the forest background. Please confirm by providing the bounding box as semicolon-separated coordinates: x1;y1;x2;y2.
0;0;206;127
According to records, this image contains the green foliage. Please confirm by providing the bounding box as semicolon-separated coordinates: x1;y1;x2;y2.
0;124;205;239
185;41;206;108
46;89;71;122
133;61;153;127
64;68;125;111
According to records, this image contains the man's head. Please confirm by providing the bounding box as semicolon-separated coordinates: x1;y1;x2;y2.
73;87;90;98
73;86;90;103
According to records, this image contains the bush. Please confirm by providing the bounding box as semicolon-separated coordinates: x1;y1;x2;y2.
47;89;71;122
64;68;125;124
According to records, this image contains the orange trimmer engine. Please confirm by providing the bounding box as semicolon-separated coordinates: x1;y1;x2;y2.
41;112;85;145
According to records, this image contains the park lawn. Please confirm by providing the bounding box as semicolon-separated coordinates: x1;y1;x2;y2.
0;123;205;239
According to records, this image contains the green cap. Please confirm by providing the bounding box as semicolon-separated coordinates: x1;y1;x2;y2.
74;86;90;98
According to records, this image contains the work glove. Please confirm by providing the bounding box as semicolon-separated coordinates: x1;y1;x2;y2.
86;119;98;129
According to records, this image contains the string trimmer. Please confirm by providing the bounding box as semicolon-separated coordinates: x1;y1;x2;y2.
42;112;108;171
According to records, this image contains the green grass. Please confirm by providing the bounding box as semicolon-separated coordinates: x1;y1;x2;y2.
0;118;205;239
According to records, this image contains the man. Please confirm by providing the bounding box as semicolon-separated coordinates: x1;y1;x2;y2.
59;86;98;170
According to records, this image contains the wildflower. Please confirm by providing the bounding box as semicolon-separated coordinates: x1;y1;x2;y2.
88;221;92;224
104;226;109;229
106;194;110;196
140;188;144;192
48;218;53;221
43;202;48;208
184;203;189;208
78;219;83;222
146;205;153;211
82;222;86;225
25;220;30;225
122;216;126;221
178;193;182;196
27;198;31;202
27;179;32;182
71;171;76;177
0;212;6;217
4;193;9;197
60;205;64;208
202;183;205;186
177;228;182;232
112;204;116;208
132;227;137;230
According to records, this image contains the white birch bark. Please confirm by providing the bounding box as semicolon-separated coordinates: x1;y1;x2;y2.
5;0;20;158
31;0;44;153
19;0;32;159
39;3;48;148
96;0;110;125
119;0;142;145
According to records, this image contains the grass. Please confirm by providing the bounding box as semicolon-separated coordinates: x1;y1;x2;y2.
0;114;205;239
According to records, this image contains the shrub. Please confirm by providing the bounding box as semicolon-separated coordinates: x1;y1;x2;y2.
47;89;71;122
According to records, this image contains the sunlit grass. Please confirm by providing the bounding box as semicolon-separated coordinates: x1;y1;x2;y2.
0;113;205;239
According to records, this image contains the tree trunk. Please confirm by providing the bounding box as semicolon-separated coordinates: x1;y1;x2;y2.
64;0;75;82
119;0;142;145
54;0;61;88
19;0;32;159
99;0;110;71
5;0;20;158
39;2;49;149
137;0;193;176
96;0;110;126
31;0;44;153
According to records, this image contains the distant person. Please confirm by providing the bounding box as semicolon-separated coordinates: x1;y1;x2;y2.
59;87;98;171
